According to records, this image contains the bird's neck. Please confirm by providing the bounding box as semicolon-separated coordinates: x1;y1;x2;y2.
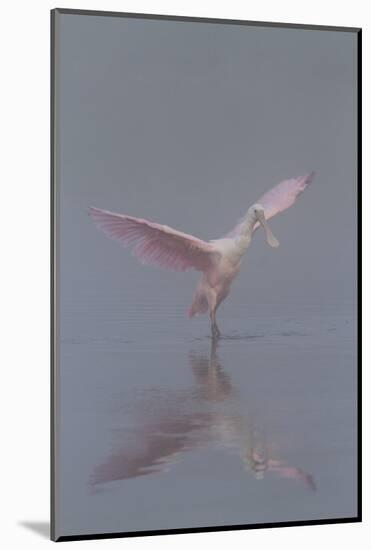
234;212;256;253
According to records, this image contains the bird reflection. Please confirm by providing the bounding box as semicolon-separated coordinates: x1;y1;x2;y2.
188;340;233;402
91;340;315;491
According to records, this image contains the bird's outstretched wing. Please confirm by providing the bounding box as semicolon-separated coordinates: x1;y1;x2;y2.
89;207;220;272
226;172;315;238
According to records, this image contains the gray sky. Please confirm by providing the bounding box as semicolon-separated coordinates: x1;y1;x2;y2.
56;13;357;310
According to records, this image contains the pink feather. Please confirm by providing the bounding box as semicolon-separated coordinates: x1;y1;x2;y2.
89;207;220;272
227;172;314;237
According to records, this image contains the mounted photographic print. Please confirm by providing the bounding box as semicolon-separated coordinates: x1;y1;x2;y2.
51;8;361;541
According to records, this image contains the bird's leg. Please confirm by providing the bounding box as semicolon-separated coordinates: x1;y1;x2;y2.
207;287;221;340
210;307;221;339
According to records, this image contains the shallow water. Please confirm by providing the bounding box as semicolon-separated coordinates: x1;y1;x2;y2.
56;298;357;537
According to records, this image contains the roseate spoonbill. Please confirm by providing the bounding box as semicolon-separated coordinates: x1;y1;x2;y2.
90;172;314;338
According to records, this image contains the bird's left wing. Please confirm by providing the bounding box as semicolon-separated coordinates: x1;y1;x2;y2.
89;207;220;272
256;172;315;223
226;172;314;238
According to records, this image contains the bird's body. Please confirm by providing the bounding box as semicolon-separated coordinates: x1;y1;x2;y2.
90;172;314;337
189;242;242;323
188;207;259;329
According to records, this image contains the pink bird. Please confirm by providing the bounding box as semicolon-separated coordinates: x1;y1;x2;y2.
90;172;314;338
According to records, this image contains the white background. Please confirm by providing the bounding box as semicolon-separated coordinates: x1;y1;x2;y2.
1;1;367;548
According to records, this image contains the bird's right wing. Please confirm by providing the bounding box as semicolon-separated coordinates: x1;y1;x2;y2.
226;172;314;238
89;207;220;272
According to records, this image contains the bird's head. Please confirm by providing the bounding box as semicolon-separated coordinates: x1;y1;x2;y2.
250;204;280;248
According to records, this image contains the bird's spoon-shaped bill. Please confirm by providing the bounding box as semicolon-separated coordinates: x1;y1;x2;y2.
257;210;280;248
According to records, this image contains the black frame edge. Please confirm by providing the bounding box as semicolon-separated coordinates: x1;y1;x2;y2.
53;7;361;33
356;28;362;523
55;517;361;542
50;7;56;543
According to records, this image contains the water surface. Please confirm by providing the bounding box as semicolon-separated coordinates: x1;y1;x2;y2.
57;297;357;537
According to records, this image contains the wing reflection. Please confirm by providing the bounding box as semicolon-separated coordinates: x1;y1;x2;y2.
243;437;316;490
92;414;211;484
91;340;315;491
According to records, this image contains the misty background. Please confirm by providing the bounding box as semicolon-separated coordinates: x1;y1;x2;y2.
57;14;357;312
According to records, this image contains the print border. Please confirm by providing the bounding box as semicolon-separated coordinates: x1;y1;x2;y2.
50;8;362;542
